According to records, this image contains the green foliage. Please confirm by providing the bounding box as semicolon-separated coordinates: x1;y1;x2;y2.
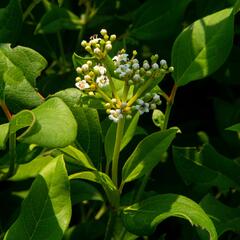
173;144;240;195
69;171;120;207
172;8;234;86
12;98;77;148
0;0;22;43
35;5;82;34
200;194;240;238
0;123;9;149
4;155;71;240
122;194;217;240
0;44;47;109
0;0;239;239
122;128;178;183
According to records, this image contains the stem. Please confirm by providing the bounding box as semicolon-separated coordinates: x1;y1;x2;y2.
104;210;117;240
122;81;129;101
0;101;12;121
97;88;113;104
162;84;177;130
57;31;67;68
75;25;86;52
0;132;16;180
111;117;125;187
107;73;118;100
23;0;42;21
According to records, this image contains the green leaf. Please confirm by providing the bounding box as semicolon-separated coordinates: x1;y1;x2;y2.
199;144;240;185
0;44;47;109
18;97;77;148
122;128;178;183
58;0;64;7
172;8;234;86
0;0;22;43
69;171;119;207
130;0;191;40
152;109;165;129
226;122;240;132
234;0;240;14
4;155;71;240
200;194;240;238
9;155;53;181
122;194;217;240
53;88;103;167
0;123;9;150
35;5;82;34
70;180;103;205
9;110;34;135
59;145;96;170
173;146;240;195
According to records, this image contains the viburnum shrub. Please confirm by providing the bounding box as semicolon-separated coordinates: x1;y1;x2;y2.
0;1;239;240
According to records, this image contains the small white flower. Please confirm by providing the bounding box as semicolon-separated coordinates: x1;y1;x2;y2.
94;48;101;55
75;80;90;90
112;53;129;66
132;63;140;70
96;75;109;88
94;65;107;75
82;64;89;72
109;109;123;123
153;93;160;102
135;99;149;115
105;44;112;51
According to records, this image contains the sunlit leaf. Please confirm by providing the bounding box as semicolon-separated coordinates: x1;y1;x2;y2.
122;128;178;183
122;194;217;240
172;8;234;86
4;155;71;240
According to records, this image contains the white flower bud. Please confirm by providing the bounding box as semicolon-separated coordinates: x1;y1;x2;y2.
76;67;82;74
100;29;107;36
94;48;101;55
105;44;112;51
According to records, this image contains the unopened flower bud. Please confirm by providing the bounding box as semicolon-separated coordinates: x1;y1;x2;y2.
81;40;87;47
100;29;107;36
160;59;167;66
82;64;89;72
76;67;82;74
84;75;91;81
94;48;101;55
105;44;112;51
152;63;159;70
75;76;81;82
169;66;174;72
110;34;116;41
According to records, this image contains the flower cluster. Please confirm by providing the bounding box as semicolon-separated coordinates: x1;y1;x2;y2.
75;29;174;123
75;61;109;91
132;93;162;115
113;51;174;86
81;29;116;59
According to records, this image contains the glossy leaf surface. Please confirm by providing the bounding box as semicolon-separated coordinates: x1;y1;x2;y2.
122;194;217;240
172;8;234;86
4;155;71;240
